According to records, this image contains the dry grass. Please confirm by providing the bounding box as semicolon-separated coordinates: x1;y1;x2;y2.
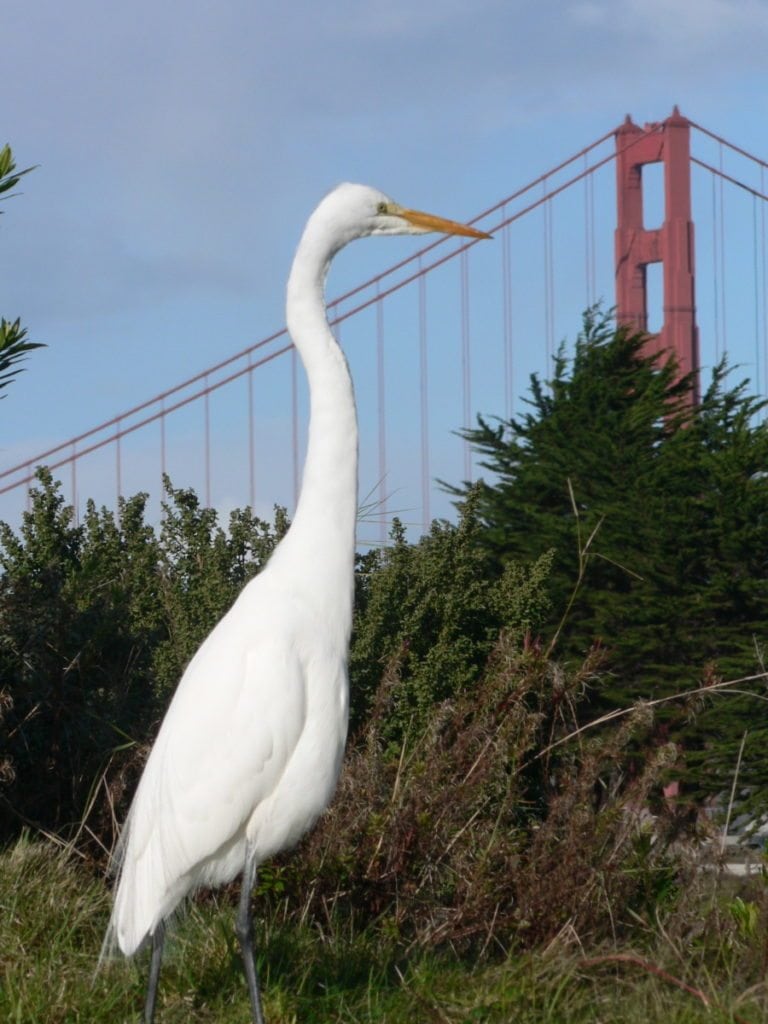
4;835;768;1022
272;635;687;955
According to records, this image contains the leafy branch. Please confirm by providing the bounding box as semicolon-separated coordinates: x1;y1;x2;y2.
0;320;44;397
0;144;42;394
0;144;35;207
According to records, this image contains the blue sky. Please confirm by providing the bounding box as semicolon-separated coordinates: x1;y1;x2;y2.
2;0;768;536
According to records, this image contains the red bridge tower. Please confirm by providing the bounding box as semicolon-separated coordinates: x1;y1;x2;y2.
614;106;699;399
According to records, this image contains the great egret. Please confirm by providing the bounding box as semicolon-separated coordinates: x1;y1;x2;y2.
105;183;490;1023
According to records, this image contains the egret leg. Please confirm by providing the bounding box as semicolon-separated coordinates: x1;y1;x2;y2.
235;848;266;1024
143;921;166;1024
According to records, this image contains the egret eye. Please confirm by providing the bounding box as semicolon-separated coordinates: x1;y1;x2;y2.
376;201;388;215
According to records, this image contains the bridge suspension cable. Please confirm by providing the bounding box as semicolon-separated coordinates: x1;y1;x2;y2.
0;128;625;503
11;115;767;525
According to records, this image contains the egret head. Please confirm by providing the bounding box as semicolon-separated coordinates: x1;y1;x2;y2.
311;182;491;251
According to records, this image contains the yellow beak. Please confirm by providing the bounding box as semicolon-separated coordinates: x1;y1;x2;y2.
398;206;492;240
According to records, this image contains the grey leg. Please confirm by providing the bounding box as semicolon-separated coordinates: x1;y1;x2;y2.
234;848;266;1024
144;921;166;1024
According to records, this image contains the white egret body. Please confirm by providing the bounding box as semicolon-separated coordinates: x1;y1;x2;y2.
105;183;489;1023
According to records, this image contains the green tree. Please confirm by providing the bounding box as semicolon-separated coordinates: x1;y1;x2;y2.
453;312;768;799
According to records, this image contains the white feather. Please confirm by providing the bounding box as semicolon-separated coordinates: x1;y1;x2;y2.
103;183;487;1013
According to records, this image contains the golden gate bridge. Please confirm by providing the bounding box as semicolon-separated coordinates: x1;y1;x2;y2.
2;108;767;541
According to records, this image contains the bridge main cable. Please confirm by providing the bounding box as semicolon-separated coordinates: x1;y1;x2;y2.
3;126;659;496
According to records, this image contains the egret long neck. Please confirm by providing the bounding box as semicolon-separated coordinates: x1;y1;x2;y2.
279;232;358;624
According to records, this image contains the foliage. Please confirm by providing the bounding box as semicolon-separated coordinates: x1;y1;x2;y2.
1;466;550;846
0;143;34;205
151;478;288;700
451;311;768;801
0;462;691;962
349;495;552;739
0;472;287;843
283;634;684;953
0;318;44;397
0;470;140;833
0;145;42;397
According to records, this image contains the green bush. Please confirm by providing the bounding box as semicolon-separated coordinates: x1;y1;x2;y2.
0;472;287;844
350;494;552;740
453;312;768;803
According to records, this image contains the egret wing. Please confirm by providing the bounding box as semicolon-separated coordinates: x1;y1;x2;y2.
124;598;308;898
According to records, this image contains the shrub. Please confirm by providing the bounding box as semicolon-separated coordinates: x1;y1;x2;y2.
0;472;287;844
277;635;682;952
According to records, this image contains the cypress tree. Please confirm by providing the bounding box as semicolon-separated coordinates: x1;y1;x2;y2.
453;312;768;799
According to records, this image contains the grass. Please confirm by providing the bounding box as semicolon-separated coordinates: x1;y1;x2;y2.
3;837;768;1022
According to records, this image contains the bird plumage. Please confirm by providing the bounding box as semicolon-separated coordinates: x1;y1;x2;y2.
110;583;349;955
104;182;489;1021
